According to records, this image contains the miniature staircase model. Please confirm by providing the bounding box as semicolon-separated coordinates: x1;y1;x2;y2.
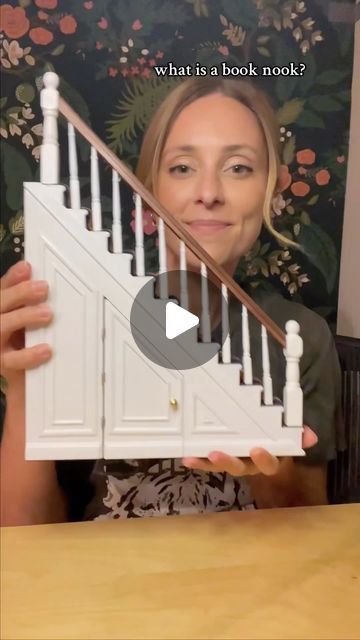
24;72;304;461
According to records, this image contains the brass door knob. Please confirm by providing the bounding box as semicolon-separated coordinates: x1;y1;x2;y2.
170;398;178;409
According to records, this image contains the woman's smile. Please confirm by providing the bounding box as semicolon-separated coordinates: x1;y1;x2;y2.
185;219;232;236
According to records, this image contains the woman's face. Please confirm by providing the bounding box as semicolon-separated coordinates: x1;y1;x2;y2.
156;93;269;275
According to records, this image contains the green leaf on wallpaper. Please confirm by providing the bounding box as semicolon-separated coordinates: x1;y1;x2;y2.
220;0;258;29
300;210;311;225
107;77;181;153
308;95;342;112
257;47;271;57
276;99;304;126
9;211;24;236
282;136;296;165
1;142;32;211
296;110;325;129
0;97;7;109
298;223;337;294
274;39;300;103
51;44;65;56
336;90;351;103
307;195;319;206
316;70;350;86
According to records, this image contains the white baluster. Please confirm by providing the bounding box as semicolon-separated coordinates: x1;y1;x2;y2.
67;123;81;209
283;320;303;426
134;193;145;276
90;147;102;230
112;170;122;253
40;71;59;185
200;262;211;343
179;241;188;310
261;325;273;405
158;217;168;299
221;284;231;364
242;305;253;384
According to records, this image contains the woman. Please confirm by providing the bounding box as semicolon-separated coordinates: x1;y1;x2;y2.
0;78;345;525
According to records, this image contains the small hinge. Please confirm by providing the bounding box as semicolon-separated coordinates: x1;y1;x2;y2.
101;372;106;385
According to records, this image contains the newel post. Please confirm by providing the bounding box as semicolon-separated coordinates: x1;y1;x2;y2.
40;71;60;184
283;320;303;427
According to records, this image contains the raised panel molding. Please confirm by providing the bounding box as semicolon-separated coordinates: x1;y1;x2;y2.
103;299;184;459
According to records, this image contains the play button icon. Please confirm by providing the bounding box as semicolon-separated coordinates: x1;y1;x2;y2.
166;302;199;340
129;270;229;370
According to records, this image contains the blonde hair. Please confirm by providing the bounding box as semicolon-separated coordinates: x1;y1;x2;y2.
136;77;291;247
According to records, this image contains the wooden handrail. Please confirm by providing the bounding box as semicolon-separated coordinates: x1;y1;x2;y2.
59;97;286;348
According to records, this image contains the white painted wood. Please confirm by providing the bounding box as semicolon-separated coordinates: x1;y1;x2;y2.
111;170;123;254
104;299;183;458
221;283;231;364
179;240;189;310
242;305;253;384
283;320;303;427
158;217;168;299
261;325;273;405
40;72;59;185
67;123;81;209
200;262;211;343
134;193;145;276
182;353;303;457
24;189;103;459
23;181;305;459
90;147;102;231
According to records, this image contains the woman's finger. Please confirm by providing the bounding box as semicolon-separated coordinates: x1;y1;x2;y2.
207;451;247;475
0;279;48;314
1;344;52;372
1;304;53;339
302;425;318;449
0;261;31;290
249;448;280;475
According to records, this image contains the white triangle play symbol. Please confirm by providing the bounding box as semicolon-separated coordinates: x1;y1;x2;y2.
166;302;199;340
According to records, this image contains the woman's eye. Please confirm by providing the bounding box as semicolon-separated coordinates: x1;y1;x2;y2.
169;164;191;175
229;164;252;175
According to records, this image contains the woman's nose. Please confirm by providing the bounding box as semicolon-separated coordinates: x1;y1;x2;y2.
194;171;225;208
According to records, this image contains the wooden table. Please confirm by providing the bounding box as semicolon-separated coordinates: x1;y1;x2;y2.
1;504;359;640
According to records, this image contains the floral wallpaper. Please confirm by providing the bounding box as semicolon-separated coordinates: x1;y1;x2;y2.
0;0;354;332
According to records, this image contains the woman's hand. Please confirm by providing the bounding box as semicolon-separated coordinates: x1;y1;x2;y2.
0;260;53;391
182;425;318;476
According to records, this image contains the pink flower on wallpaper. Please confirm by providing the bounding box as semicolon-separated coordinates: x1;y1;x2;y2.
218;45;229;56
155;50;164;59
130;209;157;236
121;68;129;77
279;164;292;190
148;59;156;67
37;11;48;21
141;68;151;78
291;181;310;197
59;15;77;35
336;155;345;163
95;41;103;50
83;1;94;9
315;169;330;186
108;67;118;77
130;65;140;76
35;0;57;9
0;5;30;39
29;27;53;45
298;166;307;175
296;149;315;165
137;57;146;65
132;19;143;31
97;17;108;30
